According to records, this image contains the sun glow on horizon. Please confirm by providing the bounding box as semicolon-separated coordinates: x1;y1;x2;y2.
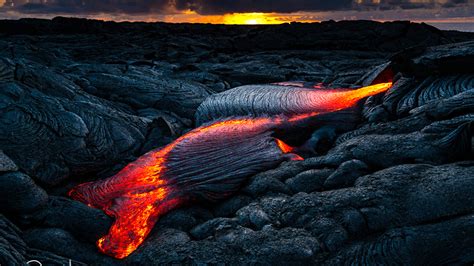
222;12;282;25
4;6;473;31
166;10;318;25
244;19;259;25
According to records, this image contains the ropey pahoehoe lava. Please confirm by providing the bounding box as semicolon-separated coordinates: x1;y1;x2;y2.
69;82;392;259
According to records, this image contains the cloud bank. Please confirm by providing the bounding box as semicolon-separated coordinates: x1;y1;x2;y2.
2;0;470;15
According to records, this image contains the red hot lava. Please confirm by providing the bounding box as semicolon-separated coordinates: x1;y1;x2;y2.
70;117;301;258
69;82;392;259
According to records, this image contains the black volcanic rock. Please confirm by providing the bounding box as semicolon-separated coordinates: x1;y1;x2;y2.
0;215;27;265
81;70;210;119
0;151;17;172
212;195;253;217
23;228;115;265
0;172;48;213
325;124;472;168
25;197;112;242
278;163;474;252
393;41;474;76
326;214;474;265
190;217;239;240
0;18;473;265
286;168;333;193
0;215;81;266
323;159;368;189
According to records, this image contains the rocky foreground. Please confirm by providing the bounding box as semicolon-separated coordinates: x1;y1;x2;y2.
0;17;473;265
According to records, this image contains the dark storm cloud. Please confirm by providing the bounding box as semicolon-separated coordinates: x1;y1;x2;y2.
46;0;165;14
6;0;353;14
7;0;171;14
1;0;472;15
174;0;354;14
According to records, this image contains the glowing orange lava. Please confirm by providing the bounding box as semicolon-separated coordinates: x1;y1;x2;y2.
70;116;299;259
69;82;392;259
306;82;393;113
275;139;303;161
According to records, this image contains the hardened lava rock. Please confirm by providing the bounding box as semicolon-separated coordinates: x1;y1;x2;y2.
0;19;473;265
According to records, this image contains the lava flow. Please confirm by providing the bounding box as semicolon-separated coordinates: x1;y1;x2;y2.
313;82;393;112
195;82;393;125
69;117;300;259
69;82;392;259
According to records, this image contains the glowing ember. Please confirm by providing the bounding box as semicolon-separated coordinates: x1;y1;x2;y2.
69;82;392;259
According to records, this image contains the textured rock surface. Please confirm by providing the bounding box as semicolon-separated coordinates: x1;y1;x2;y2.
0;18;473;264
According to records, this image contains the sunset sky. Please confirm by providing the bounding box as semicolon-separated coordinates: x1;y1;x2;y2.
0;0;473;31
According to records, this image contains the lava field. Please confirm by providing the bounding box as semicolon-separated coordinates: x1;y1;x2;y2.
0;17;473;265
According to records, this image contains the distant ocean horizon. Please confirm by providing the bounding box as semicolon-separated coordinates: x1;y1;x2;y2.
427;22;474;32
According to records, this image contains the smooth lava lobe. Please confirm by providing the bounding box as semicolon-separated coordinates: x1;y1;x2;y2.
69;82;392;259
196;82;393;125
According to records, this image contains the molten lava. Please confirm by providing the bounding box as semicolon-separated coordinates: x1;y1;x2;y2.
69;117;302;259
320;82;392;111
195;82;393;125
69;82;392;259
275;138;303;161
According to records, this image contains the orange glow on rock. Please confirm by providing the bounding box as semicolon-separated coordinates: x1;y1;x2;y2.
69;82;392;259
